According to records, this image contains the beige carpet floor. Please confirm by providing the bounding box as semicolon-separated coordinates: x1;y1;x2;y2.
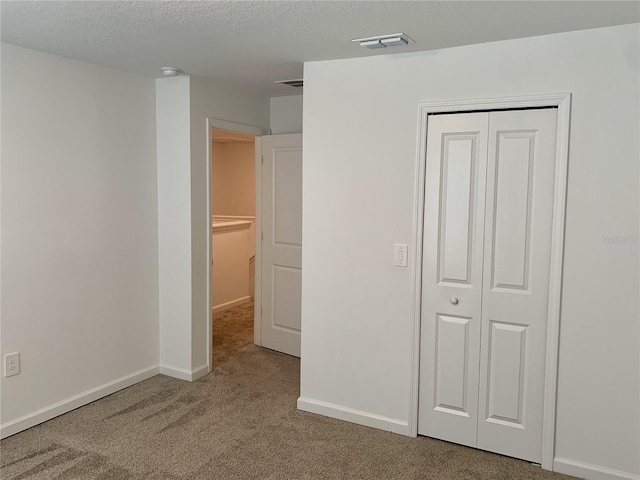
1;301;578;479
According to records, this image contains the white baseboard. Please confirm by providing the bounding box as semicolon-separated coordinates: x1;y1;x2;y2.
0;365;159;439
191;363;210;381
554;457;639;480
159;363;210;382
212;296;251;314
297;397;410;436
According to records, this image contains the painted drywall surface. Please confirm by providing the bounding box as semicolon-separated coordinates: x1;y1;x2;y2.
211;140;257;262
212;224;251;309
189;76;269;368
301;24;639;476
1;44;159;423
156;75;193;373
211;142;256;217
270;95;303;134
211;142;225;219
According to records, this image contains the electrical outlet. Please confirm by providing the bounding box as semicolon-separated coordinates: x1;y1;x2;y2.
4;352;20;377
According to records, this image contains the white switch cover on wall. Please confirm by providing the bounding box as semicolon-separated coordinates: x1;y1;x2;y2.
4;352;20;377
394;244;408;267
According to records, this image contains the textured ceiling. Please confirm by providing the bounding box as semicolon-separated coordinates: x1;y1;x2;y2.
2;1;638;97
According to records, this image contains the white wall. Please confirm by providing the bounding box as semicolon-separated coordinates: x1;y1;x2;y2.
1;44;159;435
270;95;303;134
211;142;256;217
157;75;269;376
156;76;193;376
212;223;251;310
300;24;639;479
190;76;269;369
211;142;225;216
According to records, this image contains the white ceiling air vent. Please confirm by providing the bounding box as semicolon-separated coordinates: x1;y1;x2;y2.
353;33;414;50
275;79;304;88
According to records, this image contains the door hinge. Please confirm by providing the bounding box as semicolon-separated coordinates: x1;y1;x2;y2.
261;231;264;241
261;155;264;165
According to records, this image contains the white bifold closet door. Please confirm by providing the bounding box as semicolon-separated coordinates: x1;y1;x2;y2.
418;108;557;463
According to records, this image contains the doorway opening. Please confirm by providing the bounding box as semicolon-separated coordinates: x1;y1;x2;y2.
206;120;303;373
210;127;259;368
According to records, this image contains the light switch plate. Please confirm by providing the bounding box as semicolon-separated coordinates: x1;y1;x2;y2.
394;244;408;267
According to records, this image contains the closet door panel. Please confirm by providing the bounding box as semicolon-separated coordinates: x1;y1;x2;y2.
434;314;472;414
418;112;489;448
490;132;535;291
438;135;476;285
486;321;527;424
477;109;557;463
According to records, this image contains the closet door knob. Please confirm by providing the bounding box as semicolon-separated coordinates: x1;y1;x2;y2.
450;297;459;305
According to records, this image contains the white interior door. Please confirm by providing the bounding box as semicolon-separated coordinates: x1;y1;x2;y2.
418;112;489;447
419;108;557;463
476;109;557;461
260;133;303;357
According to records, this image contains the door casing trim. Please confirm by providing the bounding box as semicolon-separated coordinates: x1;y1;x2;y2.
408;93;571;471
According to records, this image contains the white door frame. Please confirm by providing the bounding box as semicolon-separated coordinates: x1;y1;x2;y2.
408;93;571;470
206;118;269;373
